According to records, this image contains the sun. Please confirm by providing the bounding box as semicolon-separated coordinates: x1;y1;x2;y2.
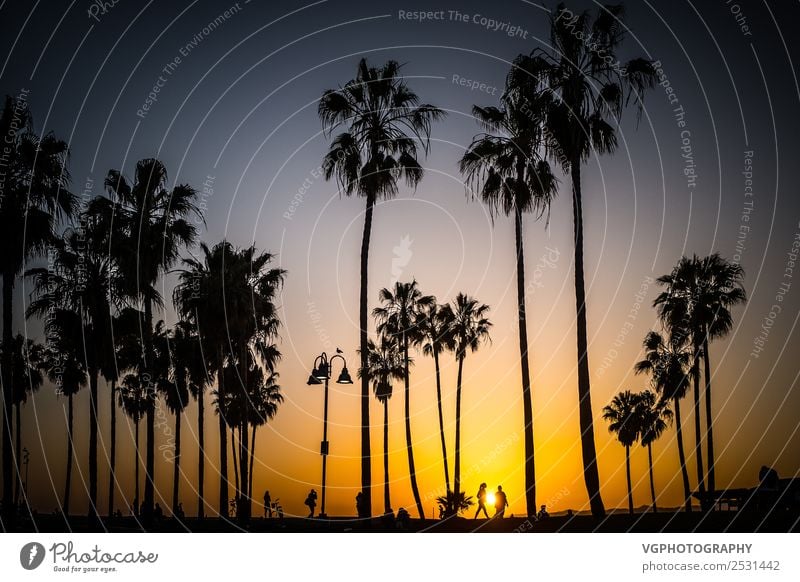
486;492;495;506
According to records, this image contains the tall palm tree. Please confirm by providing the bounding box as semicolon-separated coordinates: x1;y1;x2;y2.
118;372;152;515
603;390;641;515
319;60;445;517
414;302;455;495
41;308;87;517
6;336;45;505
655;254;745;505
517;4;657;518
459;85;557;517
637;389;672;513
101;158;201;520
246;367;283;501
635;330;694;512
27;220;121;521
374;280;434;518
0;95;76;525
153;321;190;516
449;293;492;503
361;336;404;515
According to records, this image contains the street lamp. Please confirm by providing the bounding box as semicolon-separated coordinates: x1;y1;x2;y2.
307;349;352;518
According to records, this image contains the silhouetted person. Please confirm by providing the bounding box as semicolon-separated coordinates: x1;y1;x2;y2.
305;489;318;518
537;504;549;520
494;485;508;518
396;507;410;530
263;490;272;518
474;483;489;519
154;502;163;520
355;491;366;517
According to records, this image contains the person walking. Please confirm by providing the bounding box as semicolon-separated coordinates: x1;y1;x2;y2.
494;485;508;518
305;489;318;518
263;490;272;518
474;483;490;519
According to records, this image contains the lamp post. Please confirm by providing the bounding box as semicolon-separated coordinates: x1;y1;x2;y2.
307;350;352;518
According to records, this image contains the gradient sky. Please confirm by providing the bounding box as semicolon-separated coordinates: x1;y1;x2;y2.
1;0;799;520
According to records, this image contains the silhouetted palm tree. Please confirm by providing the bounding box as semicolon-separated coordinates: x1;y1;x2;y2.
361;336;404;515
6;336;45;505
374;280;434;518
41;309;87;517
518;3;657;518
414;302;455;495
637;390;672;513
449;293;492;501
655;254;745;504
246;366;283;501
603;390;641;515
27;219;121;521
118;372;152;515
459;83;557;517
635;330;694;511
319;60;444;517
0;95;76;525
436;489;474;518
102;158;201;520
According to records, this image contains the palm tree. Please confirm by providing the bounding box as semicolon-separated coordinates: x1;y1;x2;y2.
6;335;45;505
518;3;657;518
247;367;283;501
0;95;76;524
101;158;201;520
318;59;445;517
374;280;434;518
654;254;745;505
436;490;474;518
361;336;405;515
27;216;122;521
414;302;455;495
637;390;672;513
118;372;152;515
152;321;190;516
603;390;641;515
459;85;558;517
41;308;87;517
449;293;492;502
635;330;694;512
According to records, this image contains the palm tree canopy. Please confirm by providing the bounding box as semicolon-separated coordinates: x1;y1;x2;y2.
449;293;492;359
40;308;87;398
634;330;693;403
415;302;455;357
655;254;746;345
3;335;45;405
360;336;405;403
373;280;435;345
318;58;445;200
637;389;673;447
602;390;640;448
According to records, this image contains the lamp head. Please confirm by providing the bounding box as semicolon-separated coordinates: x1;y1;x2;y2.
336;366;353;384
313;361;329;380
306;374;323;385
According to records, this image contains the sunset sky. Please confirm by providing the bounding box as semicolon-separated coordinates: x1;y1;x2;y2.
1;0;799;520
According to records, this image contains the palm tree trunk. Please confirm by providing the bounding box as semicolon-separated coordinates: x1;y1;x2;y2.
358;192;375;518
231;427;239;495
63;394;74;516
108;380;116;517
433;348;450;494
142;298;156;521
625;445;633;515
248;425;256;501
134;420;140;512
703;334;715;503
648;443;657;513
2;272;15;527
197;386;205;519
454;355;464;500
515;205;536;518
239;420;250;520
14;401;21;505
172;411;181;515
403;334;424;519
570;162;605;519
88;369;99;520
691;353;706;505
383;400;391;514
674;396;691;512
217;345;228;518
